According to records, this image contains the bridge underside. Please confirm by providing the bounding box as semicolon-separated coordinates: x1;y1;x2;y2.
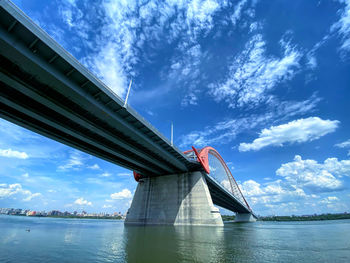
205;175;252;214
0;2;200;177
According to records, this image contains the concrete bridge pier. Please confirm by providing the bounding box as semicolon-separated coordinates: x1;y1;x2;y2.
234;213;257;222
125;171;223;226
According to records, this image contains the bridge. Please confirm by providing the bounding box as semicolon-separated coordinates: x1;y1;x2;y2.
0;0;256;225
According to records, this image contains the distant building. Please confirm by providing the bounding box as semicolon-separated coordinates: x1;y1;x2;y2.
27;211;36;216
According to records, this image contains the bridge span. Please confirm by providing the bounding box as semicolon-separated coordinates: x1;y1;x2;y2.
0;0;256;225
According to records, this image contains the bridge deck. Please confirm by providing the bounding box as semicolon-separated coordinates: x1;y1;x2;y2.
0;0;256;217
0;1;200;176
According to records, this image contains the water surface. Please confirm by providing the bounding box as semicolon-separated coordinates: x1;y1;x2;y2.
1;215;349;262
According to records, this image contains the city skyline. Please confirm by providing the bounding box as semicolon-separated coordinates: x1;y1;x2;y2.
1;0;350;216
0;207;125;217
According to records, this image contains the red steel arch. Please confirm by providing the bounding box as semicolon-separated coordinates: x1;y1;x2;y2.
185;146;251;211
135;146;251;211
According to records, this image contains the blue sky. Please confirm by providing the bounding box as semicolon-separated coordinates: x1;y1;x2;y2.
1;0;350;216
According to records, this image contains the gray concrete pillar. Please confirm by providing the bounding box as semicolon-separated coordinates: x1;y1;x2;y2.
125;171;223;226
234;213;256;222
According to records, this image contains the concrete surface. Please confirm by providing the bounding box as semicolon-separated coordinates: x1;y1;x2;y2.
125;171;223;226
234;213;257;222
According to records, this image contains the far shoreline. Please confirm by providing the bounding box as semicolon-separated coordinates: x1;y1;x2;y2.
1;214;124;220
2;212;350;222
222;212;350;222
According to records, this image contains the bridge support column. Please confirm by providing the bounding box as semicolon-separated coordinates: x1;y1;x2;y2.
125;171;223;226
234;213;256;222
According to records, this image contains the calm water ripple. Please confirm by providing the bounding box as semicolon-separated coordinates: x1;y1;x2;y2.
1;215;349;262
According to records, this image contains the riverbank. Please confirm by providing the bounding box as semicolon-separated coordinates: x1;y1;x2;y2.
260;213;350;221
2;214;123;220
222;212;350;222
47;215;123;220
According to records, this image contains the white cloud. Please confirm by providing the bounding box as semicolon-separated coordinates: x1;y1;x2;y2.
88;164;100;170
168;44;203;107
241;179;286;198
240;179;307;207
22;173;29;178
323;157;350;177
239;117;339;152
0;119;39;142
58;151;84;170
240;180;265;196
0;119;67;160
231;0;248;26
0;148;28;159
102;204;113;209
319;196;339;204
59;4;74;28
110;189;132;199
0;183;41;201
146;110;154;116
276;155;346;191
306;54;317;70
23;193;42;202
209;33;302;108
335;139;350;148
0;183;22;198
186;0;220;33
181;92;199;107
83;42;128;97
319;196;342;210
117;172;131;177
220;179;231;190
74;197;92;206
264;180;285;195
85;177;122;189
100;172;111;177
56;0;238;103
332;0;350;52
179;95;321;148
239;155;350;213
94;0;221;96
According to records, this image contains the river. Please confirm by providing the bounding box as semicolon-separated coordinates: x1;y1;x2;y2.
0;215;349;262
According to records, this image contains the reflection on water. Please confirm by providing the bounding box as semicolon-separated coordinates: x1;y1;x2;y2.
1;215;350;263
125;225;225;262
